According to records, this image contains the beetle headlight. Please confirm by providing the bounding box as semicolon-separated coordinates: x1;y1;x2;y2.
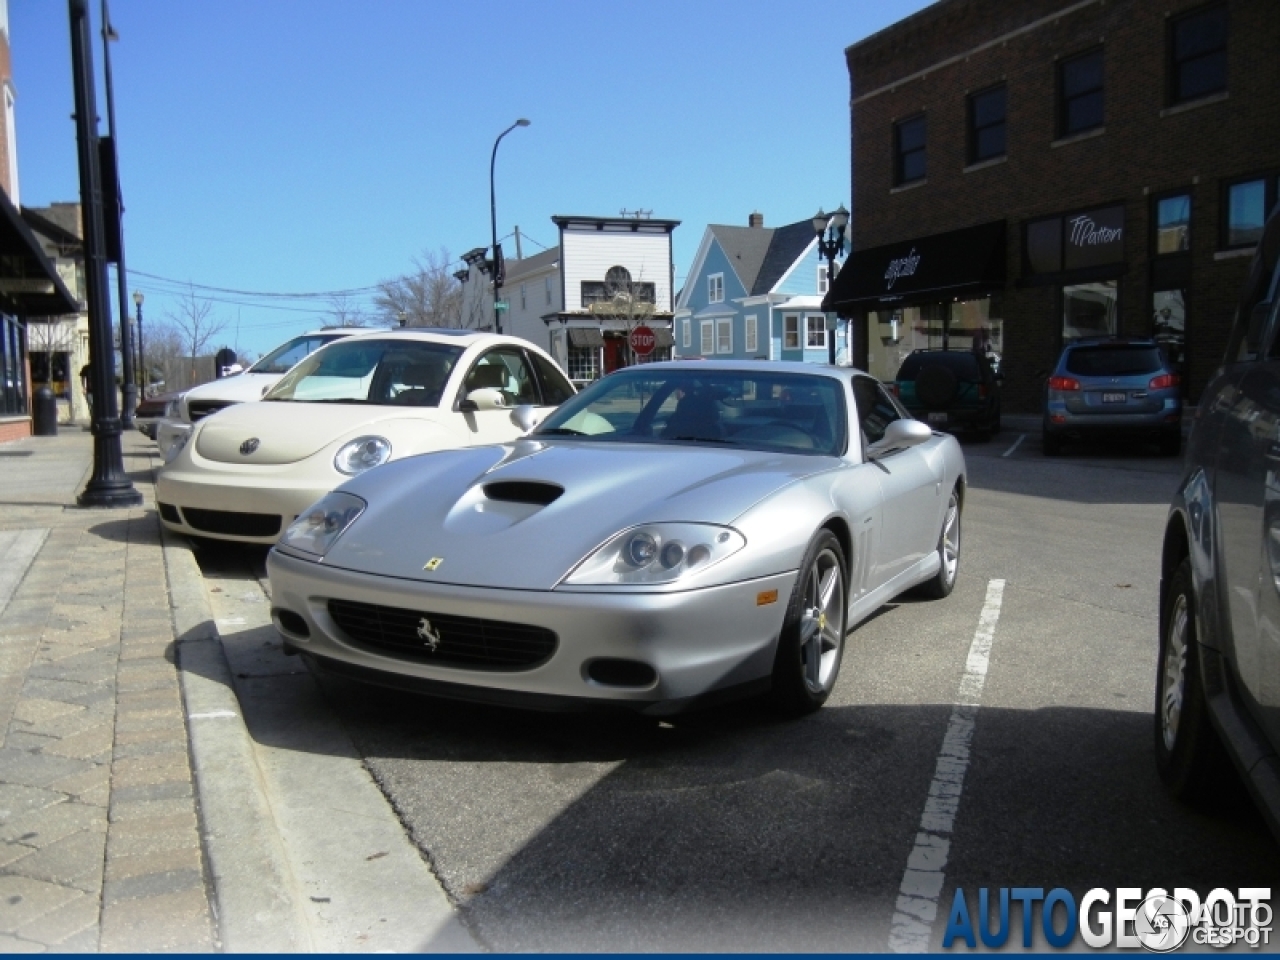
334;436;391;475
564;523;746;586
162;430;188;464
278;492;366;557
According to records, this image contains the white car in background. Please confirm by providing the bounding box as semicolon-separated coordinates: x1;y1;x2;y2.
156;329;575;545
154;328;359;458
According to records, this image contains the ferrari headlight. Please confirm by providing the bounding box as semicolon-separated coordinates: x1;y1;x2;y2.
279;492;366;557
163;431;188;464
564;523;746;586
334;436;391;475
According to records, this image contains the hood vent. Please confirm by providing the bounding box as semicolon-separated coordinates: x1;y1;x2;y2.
483;481;564;506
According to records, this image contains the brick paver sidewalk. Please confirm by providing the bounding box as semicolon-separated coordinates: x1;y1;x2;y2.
0;428;214;952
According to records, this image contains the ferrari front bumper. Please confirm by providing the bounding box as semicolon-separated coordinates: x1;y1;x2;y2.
267;548;799;714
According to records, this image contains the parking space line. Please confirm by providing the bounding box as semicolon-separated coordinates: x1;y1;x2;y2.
887;578;1007;953
1001;434;1025;458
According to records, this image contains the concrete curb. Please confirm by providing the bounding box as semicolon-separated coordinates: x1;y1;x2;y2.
162;527;312;952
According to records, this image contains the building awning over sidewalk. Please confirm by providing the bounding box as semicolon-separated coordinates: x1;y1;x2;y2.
0;189;78;318
822;220;1006;313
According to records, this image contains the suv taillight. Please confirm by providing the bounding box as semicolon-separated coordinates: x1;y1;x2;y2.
1047;376;1081;392
1149;373;1180;390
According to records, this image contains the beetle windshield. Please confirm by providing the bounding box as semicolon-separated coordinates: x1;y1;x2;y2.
535;367;847;456
264;339;464;405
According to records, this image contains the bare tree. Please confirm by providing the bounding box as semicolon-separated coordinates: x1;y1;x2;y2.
325;294;370;328
165;285;227;381
374;248;464;328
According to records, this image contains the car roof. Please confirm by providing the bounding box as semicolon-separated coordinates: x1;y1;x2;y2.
1064;337;1158;349
629;358;859;382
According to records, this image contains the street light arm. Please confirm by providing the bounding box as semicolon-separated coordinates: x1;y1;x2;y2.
489;118;529;335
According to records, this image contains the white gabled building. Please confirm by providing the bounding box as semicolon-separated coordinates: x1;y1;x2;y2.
458;214;680;386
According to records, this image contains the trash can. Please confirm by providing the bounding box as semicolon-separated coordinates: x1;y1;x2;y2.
32;385;58;436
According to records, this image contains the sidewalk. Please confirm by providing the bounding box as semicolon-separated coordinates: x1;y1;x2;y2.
0;427;214;951
0;425;475;953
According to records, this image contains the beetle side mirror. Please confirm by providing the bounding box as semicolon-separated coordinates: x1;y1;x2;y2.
866;418;933;459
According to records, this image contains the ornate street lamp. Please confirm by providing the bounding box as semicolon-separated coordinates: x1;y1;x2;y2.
132;290;144;396
813;204;849;366
489;118;529;335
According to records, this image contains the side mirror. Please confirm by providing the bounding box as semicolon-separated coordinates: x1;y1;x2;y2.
512;404;542;434
463;387;507;411
866;418;933;459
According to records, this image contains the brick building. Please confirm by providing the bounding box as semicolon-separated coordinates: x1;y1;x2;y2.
823;0;1280;410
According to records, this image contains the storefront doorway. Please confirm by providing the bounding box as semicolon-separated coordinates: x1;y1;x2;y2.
866;297;1004;383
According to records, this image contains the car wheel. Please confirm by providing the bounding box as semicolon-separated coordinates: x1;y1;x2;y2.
915;489;961;600
1159;431;1183;457
770;530;847;716
1042;430;1062;456
1154;558;1230;804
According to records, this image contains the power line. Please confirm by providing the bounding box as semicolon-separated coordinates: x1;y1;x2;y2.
130;269;382;300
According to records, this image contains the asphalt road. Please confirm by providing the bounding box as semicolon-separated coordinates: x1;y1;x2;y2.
198;427;1280;952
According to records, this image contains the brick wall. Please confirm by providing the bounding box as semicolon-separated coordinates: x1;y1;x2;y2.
846;0;1279;410
0;418;31;443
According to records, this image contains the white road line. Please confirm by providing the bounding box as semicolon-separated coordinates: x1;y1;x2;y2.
1001;434;1025;458
888;578;1006;954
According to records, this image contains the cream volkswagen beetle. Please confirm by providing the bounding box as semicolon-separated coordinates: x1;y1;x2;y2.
156;329;574;544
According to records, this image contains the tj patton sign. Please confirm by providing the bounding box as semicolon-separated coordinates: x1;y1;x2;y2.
1025;204;1126;275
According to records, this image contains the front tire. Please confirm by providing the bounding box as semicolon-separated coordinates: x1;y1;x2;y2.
1042;430;1062;456
916;489;961;599
770;531;847;716
1154;558;1229;804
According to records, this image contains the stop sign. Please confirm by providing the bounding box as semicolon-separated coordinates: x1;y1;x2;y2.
629;325;656;356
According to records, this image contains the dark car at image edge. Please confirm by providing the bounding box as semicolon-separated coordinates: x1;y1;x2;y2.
1155;204;1280;843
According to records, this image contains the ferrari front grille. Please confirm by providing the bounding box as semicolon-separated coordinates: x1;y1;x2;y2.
326;598;557;671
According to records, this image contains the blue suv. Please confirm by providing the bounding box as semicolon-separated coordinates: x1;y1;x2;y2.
1042;337;1182;456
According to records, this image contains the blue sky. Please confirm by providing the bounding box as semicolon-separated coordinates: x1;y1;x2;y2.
12;0;931;358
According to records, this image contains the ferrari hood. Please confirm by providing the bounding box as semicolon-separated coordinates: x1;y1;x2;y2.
193;401;437;465
320;439;836;590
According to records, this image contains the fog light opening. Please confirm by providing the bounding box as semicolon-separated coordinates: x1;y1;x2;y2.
586;658;657;688
273;608;311;639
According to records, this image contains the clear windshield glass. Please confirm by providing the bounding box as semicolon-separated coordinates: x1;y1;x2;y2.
264;339;464;405
248;334;346;374
535;368;847;456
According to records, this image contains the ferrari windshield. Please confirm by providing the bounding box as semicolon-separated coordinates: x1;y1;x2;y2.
264;339;464;405
535;367;847;456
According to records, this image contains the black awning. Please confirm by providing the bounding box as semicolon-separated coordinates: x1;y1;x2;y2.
0;191;78;317
823;220;1006;313
569;327;605;348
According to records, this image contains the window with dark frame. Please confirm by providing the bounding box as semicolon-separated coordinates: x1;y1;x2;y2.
894;114;926;186
968;85;1007;165
1169;3;1227;105
1153;193;1191;255
1057;48;1104;139
1222;175;1278;249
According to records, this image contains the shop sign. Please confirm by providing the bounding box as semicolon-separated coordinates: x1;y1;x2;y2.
1025;205;1125;276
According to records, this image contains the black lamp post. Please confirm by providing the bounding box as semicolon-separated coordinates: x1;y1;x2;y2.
813;205;849;366
69;0;140;507
489;118;529;335
100;0;135;427
132;289;144;396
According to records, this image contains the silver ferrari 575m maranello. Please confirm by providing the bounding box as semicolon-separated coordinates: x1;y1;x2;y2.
267;360;966;716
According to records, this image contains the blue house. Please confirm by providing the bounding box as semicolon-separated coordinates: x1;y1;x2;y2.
673;212;846;364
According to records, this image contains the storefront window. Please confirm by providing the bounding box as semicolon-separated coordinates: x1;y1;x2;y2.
1152;289;1187;377
1063;281;1118;340
566;347;600;383
866;298;1001;382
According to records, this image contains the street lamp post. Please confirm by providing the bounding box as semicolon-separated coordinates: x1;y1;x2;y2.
100;0;135;427
812;205;849;366
489;118;529;335
68;0;140;507
132;290;144;396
